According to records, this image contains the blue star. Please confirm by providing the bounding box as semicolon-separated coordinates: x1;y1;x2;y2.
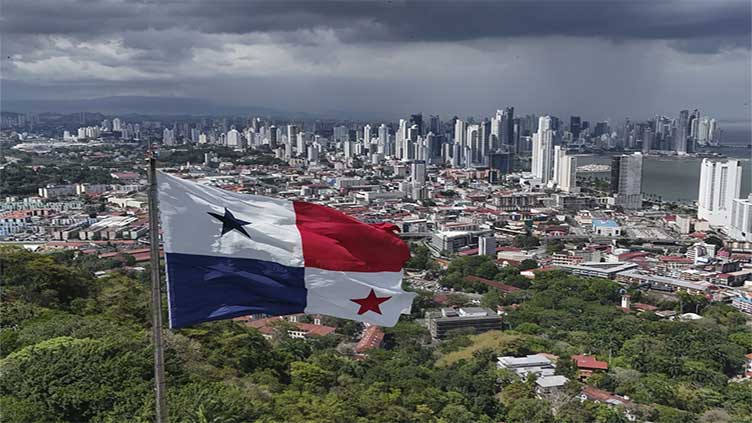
207;208;252;239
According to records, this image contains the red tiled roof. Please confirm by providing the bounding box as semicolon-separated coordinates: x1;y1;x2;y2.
245;316;336;337
355;325;384;354
659;256;692;263
458;246;518;256
632;303;658;311
464;276;520;293
618;251;650;261
581;386;632;406
572;355;609;370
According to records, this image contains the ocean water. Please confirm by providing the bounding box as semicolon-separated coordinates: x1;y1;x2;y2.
576;123;752;203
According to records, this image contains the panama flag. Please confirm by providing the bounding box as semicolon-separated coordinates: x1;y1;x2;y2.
157;172;416;329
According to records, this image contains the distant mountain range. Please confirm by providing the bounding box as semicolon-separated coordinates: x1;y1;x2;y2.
0;96;317;118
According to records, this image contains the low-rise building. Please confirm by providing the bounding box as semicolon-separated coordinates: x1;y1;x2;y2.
558;261;638;279
732;296;752;314
592;219;621;237
497;354;557;379
426;307;502;339
536;375;569;396
616;269;711;295
572;355;608;381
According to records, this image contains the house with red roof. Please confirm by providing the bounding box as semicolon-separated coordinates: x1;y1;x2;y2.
238;315;336;340
572;355;609;381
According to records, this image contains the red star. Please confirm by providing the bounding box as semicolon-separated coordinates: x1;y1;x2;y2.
350;289;391;315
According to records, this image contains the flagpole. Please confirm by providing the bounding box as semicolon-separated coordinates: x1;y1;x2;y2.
147;145;168;423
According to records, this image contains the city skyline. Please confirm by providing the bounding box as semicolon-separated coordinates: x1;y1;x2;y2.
2;1;751;121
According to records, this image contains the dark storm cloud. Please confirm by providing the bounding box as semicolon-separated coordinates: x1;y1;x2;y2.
1;0;750;120
2;0;750;53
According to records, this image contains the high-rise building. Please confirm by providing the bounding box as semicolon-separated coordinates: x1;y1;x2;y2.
489;151;512;182
410;160;427;200
697;117;710;146
307;144;319;164
674;110;690;154
729;195;752;242
707;119;720;146
363;124;372;143
697;159;743;226
333;125;349;143
479;119;491;162
287;124;298;144
226;127;242;148
410;114;423;136
396;119;408;159
553;146;577;193
269;125;278;147
429;115;441;134
162;128;176;145
112;118;122;132
454;119;466;166
532;116;555;183
491;111;503;151
479;236;497;256
502;107;514;150
569;116;581;141
296;132;307;156
466;124;480;166
610;153;643;209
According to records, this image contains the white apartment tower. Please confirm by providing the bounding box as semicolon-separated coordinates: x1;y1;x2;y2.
226;127;242;148
454;119;466;166
553;146;577;193
610;152;643;209
697;159;743;226
729;195;752;242
363;124;372;143
532;116;555;183
396;119;408;159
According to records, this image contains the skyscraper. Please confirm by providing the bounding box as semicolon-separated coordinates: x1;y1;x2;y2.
479;119;491;163
697;159;743;226
396;119;408;159
532;116;555;183
363;124;372;143
610;153;643;209
428;115;441;134
410;160;427;200
162;128;176;145
269;125;278;147
489;151;512;182
674;110;689;154
502;107;514;150
491;111;503;151
409;114;423;136
454;119;466;166
729;195;752;242
226;127;242;148
569;116;581;140
296;132;306;156
553;146;577;193
466;124;480;166
378;124;389;154
333;125;349;143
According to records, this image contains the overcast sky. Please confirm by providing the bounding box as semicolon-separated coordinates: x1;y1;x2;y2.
1;0;750;120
